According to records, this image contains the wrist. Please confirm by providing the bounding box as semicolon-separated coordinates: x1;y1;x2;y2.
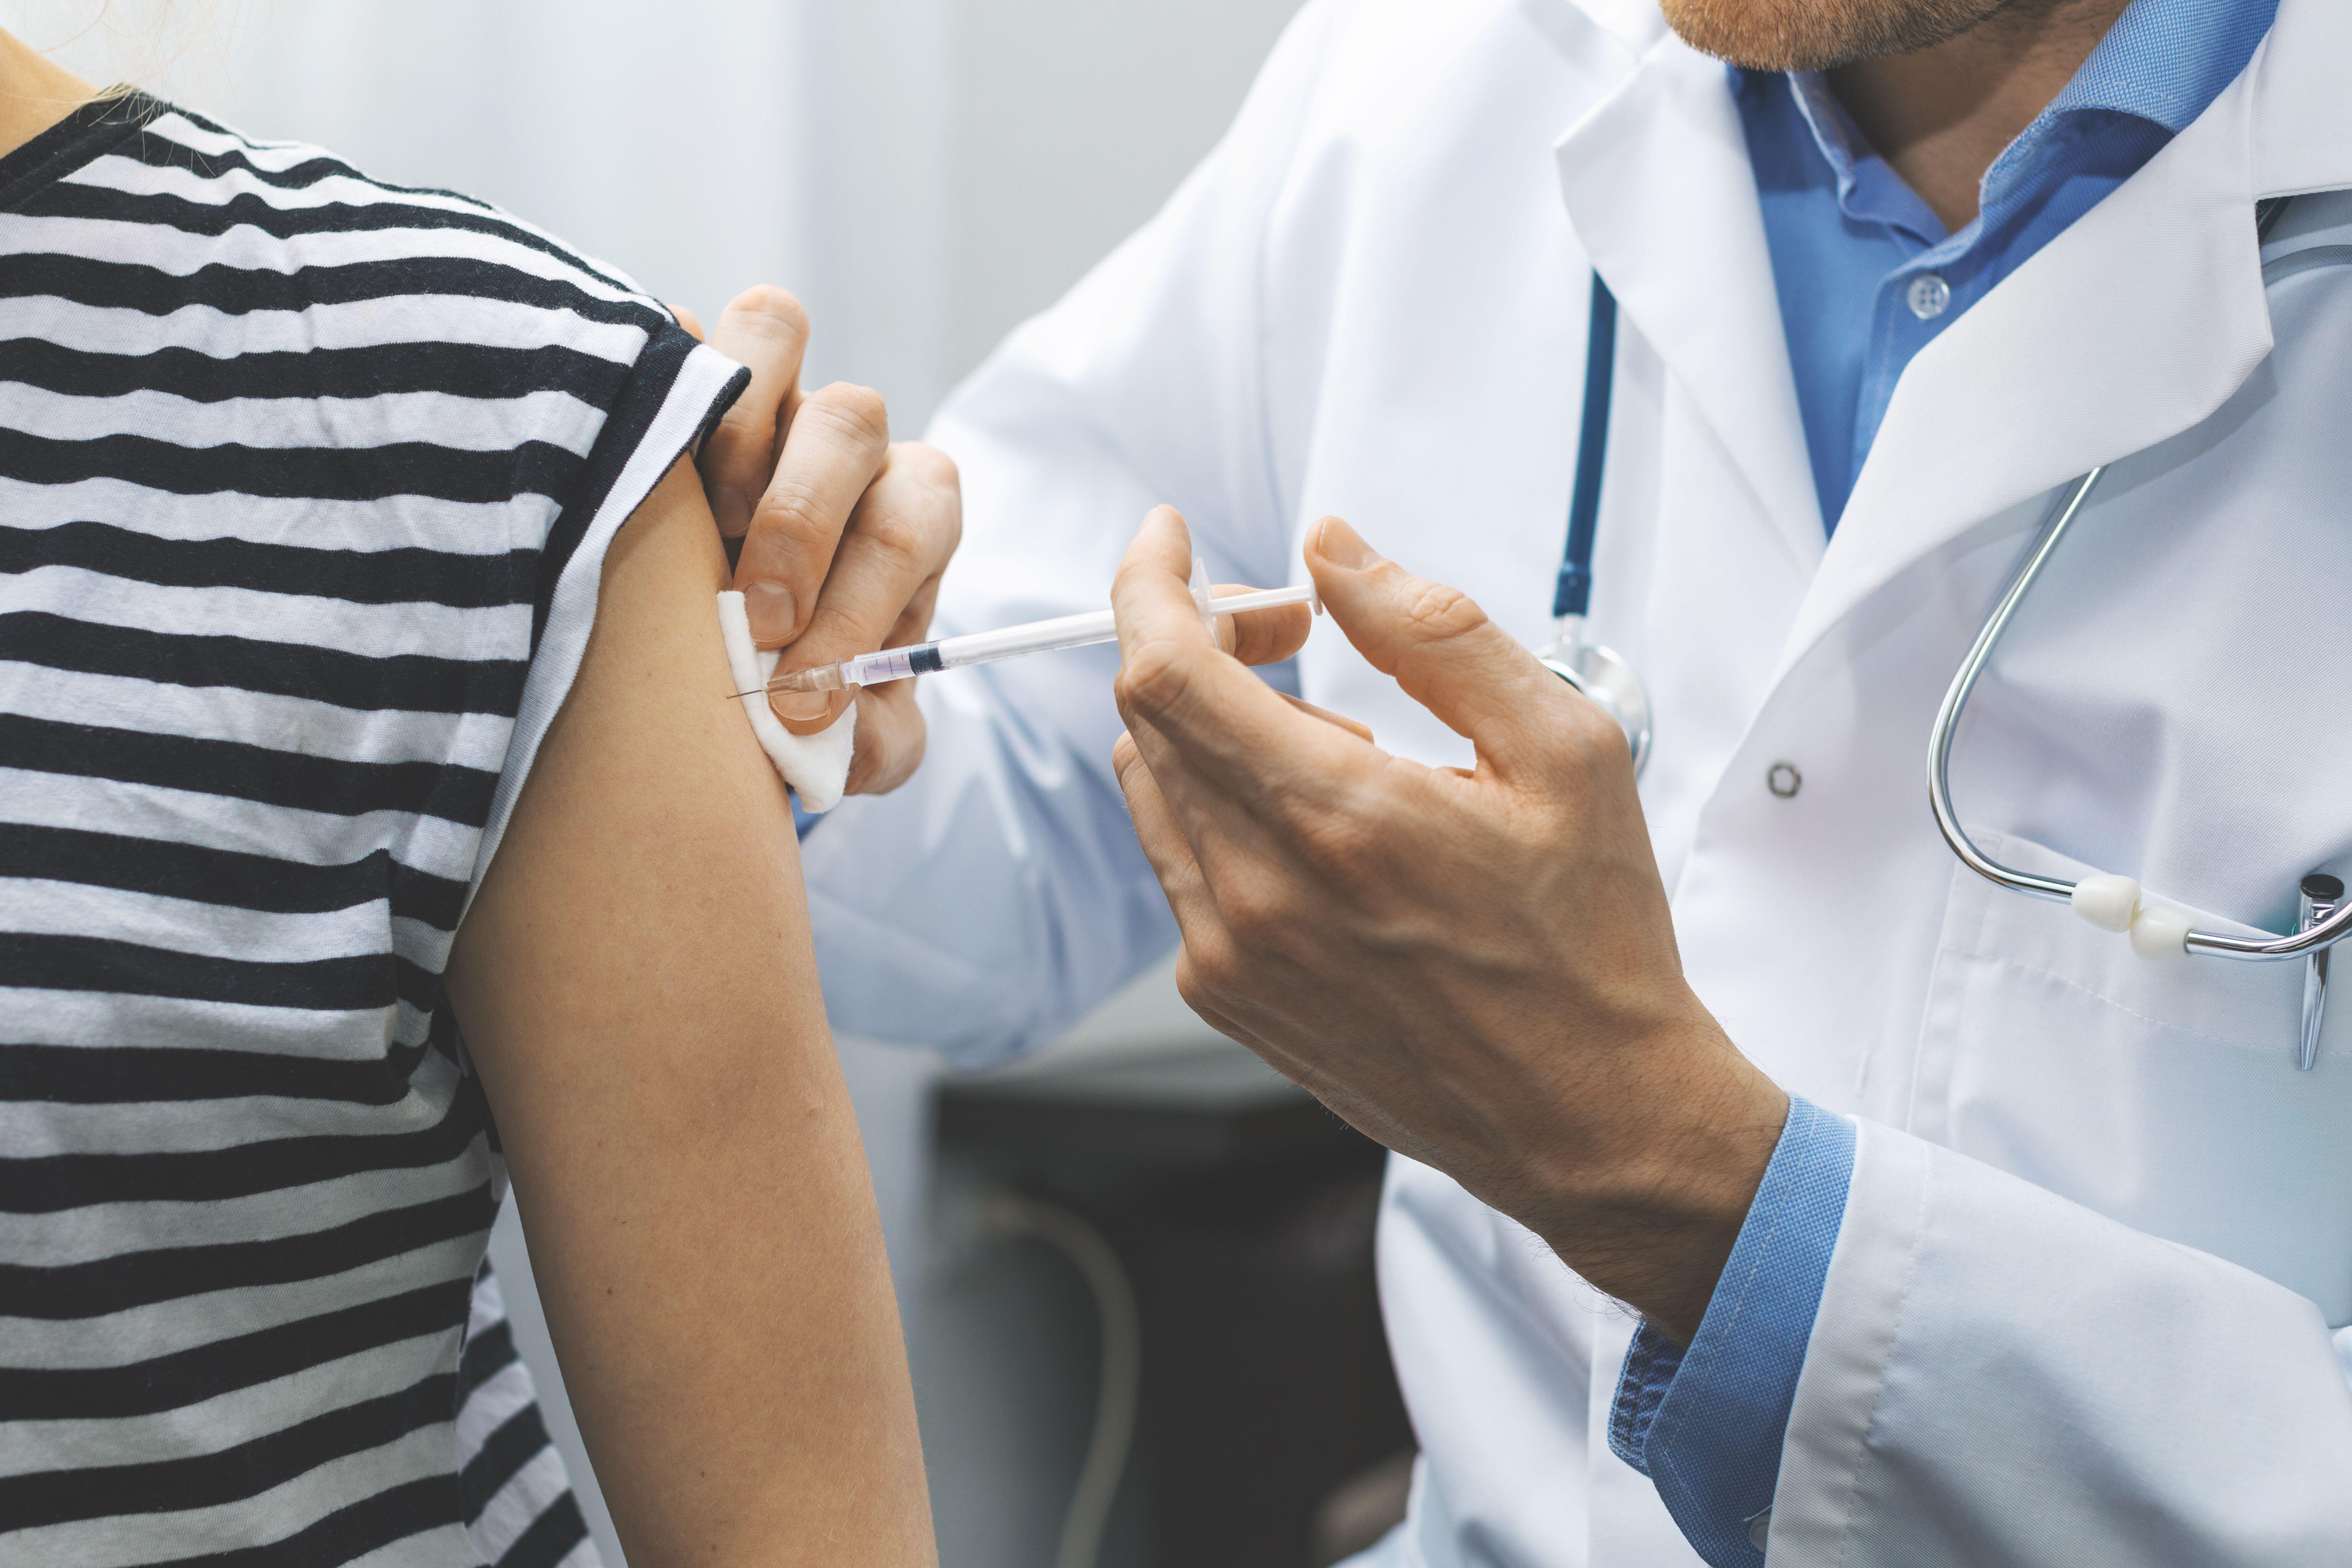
1528;1031;1788;1342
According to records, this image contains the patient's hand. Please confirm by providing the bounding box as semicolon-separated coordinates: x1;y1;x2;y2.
678;288;960;796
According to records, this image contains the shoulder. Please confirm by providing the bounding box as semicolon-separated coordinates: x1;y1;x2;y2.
4;93;744;556
50;100;666;322
1235;0;1654;283
13;97;709;439
1274;0;1653;149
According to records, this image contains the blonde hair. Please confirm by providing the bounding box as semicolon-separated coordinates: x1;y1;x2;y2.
23;0;220;98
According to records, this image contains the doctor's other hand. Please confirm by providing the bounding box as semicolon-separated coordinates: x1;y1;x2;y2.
1108;507;1788;1342
683;286;961;795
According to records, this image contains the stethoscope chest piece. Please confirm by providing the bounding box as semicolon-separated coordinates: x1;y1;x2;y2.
1539;624;1652;778
1543;272;1652;779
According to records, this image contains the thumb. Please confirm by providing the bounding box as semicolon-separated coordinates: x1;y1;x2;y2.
1304;516;1569;772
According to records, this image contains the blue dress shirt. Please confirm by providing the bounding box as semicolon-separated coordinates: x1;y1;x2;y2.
1743;0;2281;534
1609;2;2278;1562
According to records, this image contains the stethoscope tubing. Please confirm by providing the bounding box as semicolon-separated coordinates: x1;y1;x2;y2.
1927;466;2352;961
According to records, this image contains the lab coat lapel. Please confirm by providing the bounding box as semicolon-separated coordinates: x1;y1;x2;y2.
1552;26;1827;580
2253;0;2352;199
1771;0;2352;687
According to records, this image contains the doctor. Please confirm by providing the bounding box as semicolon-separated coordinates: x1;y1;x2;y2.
730;0;2352;1560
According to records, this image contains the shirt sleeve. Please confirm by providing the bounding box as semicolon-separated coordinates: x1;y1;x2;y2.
469;322;748;910
1608;1095;1857;1565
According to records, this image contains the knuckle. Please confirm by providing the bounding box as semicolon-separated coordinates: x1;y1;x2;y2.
872;447;962;558
1174;949;1221;1012
1113;638;1197;720
1398;579;1489;644
710;400;776;446
1294;802;1379;882
1551;688;1626;766
859;510;928;572
1392;581;1486;639
872;728;926;794
724;284;809;341
1177;935;1243;1003
1110;737;1159;809
754;480;838;550
897;440;960;492
1110;730;1141;775
804;381;891;448
1217;884;1290;948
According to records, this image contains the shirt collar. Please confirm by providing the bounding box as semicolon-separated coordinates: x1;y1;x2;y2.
1742;0;2277;242
2055;0;2279;134
1759;70;1946;243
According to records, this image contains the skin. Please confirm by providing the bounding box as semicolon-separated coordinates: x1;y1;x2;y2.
1109;0;2142;1341
0;23;93;145
1112;514;1787;1340
2;45;935;1564
1666;0;2134;228
449;462;935;1565
681;292;962;795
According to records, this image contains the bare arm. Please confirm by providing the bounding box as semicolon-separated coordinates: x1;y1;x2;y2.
446;458;935;1566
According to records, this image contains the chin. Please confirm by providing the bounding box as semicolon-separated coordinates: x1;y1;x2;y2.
1658;0;2006;72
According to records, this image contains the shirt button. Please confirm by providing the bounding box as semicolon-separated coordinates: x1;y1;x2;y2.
1767;761;1802;798
1748;1508;1773;1551
1907;273;1952;319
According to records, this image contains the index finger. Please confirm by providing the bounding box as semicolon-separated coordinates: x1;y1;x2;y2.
766;442;959;733
701;287;810;538
1111;507;1361;810
732;381;891;647
1304;516;1586;780
1211;584;1313;667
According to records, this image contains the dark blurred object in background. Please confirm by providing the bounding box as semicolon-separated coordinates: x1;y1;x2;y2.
939;1048;1416;1568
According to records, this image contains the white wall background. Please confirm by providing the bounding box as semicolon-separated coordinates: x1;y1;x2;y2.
18;0;1303;431
7;2;1305;1562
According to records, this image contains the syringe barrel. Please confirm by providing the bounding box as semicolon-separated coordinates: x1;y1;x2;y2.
841;646;929;686
816;584;1318;690
934;608;1119;670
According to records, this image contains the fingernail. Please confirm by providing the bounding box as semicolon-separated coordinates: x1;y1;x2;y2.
745;579;797;644
1317;517;1377;570
770;689;833;725
712;485;752;537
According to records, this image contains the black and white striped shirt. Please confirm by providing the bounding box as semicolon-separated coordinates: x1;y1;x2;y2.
1;92;746;1565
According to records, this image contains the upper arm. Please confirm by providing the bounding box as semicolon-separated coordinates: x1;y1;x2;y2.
452;457;814;1044
445;458;933;1566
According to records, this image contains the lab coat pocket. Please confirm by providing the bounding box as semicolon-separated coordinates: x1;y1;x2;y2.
1914;831;2352;1320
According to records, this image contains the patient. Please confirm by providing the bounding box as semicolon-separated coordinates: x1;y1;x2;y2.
0;30;934;1568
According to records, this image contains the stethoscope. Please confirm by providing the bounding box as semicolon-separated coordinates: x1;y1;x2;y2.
1536;274;1653;777
1552;218;2352;1068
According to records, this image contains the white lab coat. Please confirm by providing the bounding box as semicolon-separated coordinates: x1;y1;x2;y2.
800;0;2352;1560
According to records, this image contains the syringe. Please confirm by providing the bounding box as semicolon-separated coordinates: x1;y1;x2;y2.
755;558;1321;696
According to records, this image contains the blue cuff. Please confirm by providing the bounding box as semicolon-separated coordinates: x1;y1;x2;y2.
793;799;820;840
1607;1095;1856;1565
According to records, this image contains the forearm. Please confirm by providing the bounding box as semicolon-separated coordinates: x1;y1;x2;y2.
451;461;932;1566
